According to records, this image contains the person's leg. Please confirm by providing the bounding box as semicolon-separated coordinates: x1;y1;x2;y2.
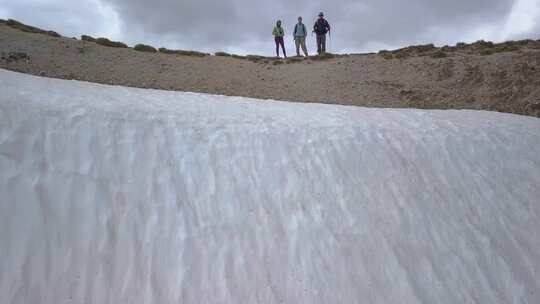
316;35;322;54
301;37;308;56
275;37;280;57
321;35;326;53
295;38;301;56
279;38;286;58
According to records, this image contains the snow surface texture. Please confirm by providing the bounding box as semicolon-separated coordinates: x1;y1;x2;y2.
1;69;540;304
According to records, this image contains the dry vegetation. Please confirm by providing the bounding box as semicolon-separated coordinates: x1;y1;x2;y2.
215;52;232;57
95;37;128;48
134;44;157;53
4;19;60;37
81;35;96;42
231;54;246;59
378;39;540;60
158;48;208;57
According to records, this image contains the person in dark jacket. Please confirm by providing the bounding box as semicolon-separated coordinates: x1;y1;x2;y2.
313;12;331;54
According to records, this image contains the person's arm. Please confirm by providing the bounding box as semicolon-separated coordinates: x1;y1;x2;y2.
272;27;277;36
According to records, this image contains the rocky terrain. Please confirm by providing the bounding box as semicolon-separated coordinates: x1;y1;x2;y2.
1;19;540;117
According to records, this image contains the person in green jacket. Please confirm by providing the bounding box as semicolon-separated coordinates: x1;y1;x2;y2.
272;20;287;58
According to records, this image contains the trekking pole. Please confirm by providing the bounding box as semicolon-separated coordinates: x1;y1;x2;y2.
329;30;331;53
328;31;332;53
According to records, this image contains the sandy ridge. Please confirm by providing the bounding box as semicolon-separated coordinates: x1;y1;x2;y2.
1;22;540;117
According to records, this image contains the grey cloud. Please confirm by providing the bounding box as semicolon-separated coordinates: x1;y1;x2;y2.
332;0;515;49
100;0;526;54
1;0;120;39
1;0;539;55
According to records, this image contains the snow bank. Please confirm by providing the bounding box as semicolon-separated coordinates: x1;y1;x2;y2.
1;69;539;303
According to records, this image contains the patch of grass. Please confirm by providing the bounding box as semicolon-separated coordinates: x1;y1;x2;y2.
479;49;494;56
392;44;436;58
46;31;61;38
6;19;60;37
231;54;246;59
286;57;303;63
3;52;30;62
394;51;411;59
246;54;265;60
246;55;267;62
508;40;532;46
411;44;436;53
273;60;284;65
492;44;521;53
378;50;394;60
158;48;208;57
452;39;528;55
475;41;522;55
95;37;128;48
157;47;174;54
472;40;494;49
374;38;532;60
529;42;540;49
7;19;45;33
456;42;467;49
520;40;539;48
441;45;456;52
215;52;232;57
0;19;7;24
320;52;336;59
81;35;96;42
309;52;336;60
134;44;157;53
430;50;448;58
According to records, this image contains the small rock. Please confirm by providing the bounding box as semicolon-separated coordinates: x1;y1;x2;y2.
7;52;29;61
39;71;47;76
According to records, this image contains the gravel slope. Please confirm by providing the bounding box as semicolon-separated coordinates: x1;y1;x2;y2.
1;22;540;117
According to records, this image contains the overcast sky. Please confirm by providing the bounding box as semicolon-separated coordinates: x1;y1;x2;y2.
1;0;539;55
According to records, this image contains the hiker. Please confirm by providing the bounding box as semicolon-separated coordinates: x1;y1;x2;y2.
293;16;308;57
313;12;331;54
272;20;287;58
